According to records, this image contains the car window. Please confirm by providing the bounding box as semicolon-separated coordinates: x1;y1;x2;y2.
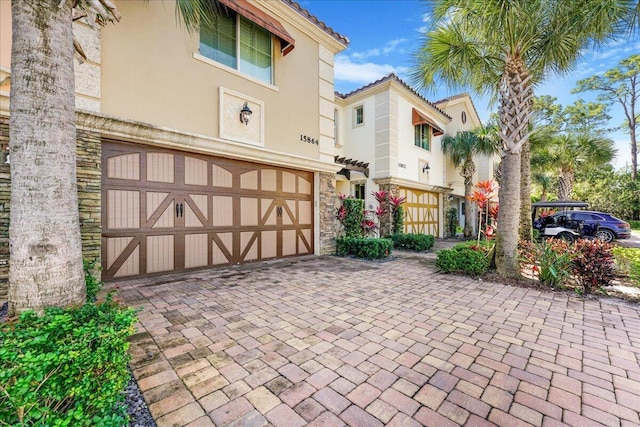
571;212;590;221
590;214;605;221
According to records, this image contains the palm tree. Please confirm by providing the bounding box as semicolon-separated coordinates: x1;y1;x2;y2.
9;0;219;315
442;128;500;237
413;0;633;278
535;134;616;200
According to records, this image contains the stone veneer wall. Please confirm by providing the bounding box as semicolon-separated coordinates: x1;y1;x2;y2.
0;119;101;302
319;171;337;255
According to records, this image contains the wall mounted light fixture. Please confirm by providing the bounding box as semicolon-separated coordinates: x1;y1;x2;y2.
422;164;431;173
239;102;252;125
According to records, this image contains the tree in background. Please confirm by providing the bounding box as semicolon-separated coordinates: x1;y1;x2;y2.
9;0;220;315
442;128;500;238
573;54;639;181
412;0;632;278
574;166;640;220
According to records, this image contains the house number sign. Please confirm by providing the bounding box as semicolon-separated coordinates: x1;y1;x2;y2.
300;135;319;145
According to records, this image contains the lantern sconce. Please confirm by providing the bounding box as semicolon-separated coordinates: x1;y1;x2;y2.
422;163;431;173
239;102;253;125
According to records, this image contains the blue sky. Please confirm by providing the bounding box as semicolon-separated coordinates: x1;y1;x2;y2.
301;0;640;170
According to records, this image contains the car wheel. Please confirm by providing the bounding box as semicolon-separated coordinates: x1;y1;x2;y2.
557;232;576;243
595;229;615;243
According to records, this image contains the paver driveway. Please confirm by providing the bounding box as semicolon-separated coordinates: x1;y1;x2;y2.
113;254;640;427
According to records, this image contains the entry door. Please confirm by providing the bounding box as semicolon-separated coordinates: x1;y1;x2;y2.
102;142;313;280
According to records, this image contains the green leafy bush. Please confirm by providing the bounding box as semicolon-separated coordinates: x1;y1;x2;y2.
336;237;392;260
436;243;489;275
520;239;573;287
0;294;137;426
445;207;458;238
389;233;434;251
613;247;640;287
342;198;365;238
628;220;640;230
571;239;616;294
84;259;102;303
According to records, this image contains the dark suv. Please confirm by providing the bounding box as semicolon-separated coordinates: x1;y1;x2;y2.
562;210;631;242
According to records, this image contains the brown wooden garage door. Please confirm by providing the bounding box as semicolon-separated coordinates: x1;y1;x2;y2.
102;142;313;280
399;187;439;236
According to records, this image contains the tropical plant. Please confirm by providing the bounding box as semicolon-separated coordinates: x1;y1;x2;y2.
469;180;498;244
535;133;616;200
442;128;500;237
571;239;616;294
389;195;406;235
436;242;491;275
8;0;221;315
519;239;573;287
412;0;635;278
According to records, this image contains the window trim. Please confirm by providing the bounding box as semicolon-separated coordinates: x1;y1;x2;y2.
353;105;364;127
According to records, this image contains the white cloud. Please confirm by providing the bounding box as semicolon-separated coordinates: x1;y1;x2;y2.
334;55;409;85
350;38;409;60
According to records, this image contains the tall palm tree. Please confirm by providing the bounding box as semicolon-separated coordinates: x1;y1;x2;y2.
413;0;633;278
9;0;219;315
534;134;617;200
442;128;500;237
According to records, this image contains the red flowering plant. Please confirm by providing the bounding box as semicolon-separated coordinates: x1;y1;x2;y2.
469;180;497;244
389;195;406;235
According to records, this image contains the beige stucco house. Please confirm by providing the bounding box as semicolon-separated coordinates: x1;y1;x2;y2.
334;74;495;237
0;0;348;291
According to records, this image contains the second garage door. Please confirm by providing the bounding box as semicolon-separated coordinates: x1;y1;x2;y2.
399;187;439;236
102;142;313;280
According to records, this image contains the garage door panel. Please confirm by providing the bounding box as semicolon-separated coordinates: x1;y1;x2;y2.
103;142;314;280
107;190;140;229
241;232;258;261
212;164;233;188
107;153;140;180
212;233;233;265
212;196;233;227
147;153;175;183
147;235;175;273
240;170;258;190
185;157;208;186
185;234;208;268
241;198;258;226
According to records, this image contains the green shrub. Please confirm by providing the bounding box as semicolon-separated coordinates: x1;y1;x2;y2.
389;233;434;251
336;237;393;259
613;247;640;287
0;294;137;426
445;207;458;238
392;206;404;235
436;244;489;275
628;220;640;230
571;239;616;294
342;198;365;238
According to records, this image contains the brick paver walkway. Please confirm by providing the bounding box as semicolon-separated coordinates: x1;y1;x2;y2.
113;254;640;427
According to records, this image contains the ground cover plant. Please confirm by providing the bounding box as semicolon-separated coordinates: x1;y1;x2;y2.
613;247;640;287
0;269;137;426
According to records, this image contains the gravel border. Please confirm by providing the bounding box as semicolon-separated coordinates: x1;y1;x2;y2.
125;369;156;427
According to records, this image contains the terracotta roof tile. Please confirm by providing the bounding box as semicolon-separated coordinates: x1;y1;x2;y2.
282;0;349;46
336;73;451;120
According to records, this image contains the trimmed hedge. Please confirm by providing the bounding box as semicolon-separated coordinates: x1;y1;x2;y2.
0;295;137;426
336;237;393;260
436;243;490;275
389;233;434;251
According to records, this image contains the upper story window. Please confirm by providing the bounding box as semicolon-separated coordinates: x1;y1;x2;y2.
415;124;431;151
200;12;273;84
354;105;364;126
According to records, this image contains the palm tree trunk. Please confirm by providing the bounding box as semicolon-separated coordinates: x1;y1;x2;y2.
462;164;474;238
9;0;85;315
557;170;574;200
519;139;532;241
495;59;531;278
